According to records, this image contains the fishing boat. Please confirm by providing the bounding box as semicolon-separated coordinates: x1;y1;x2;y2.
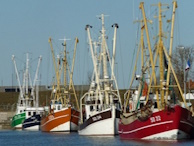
40;37;80;132
11;54;44;130
78;14;122;136
22;107;44;130
119;1;194;140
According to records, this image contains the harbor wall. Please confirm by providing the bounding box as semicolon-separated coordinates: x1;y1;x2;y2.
0;112;14;129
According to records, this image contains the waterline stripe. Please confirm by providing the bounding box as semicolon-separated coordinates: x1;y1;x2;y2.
12;116;26;122
180;120;194;128
41;114;69;127
23;120;40;125
119;120;173;134
71;115;80;119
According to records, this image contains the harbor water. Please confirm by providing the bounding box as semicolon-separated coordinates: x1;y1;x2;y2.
0;130;194;146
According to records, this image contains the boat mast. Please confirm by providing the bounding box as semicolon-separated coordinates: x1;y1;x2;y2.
12;55;24;104
158;2;165;108
111;23;118;79
136;21;146;110
85;25;100;91
36;80;39;109
25;53;29;106
31;56;42;106
111;23;122;108
67;62;80;110
49;38;61;101
101;14;110;106
60;38;70;91
69;37;79;90
67;37;80;110
61;39;68;106
139;2;160;109
165;1;177;101
141;1;188;109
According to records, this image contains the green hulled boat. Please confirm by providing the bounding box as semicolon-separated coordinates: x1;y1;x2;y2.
11;53;42;130
11;112;26;129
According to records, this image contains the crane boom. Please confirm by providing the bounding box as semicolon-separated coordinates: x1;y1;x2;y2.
48;37;60;83
69;37;79;90
31;56;42;105
12;55;24;99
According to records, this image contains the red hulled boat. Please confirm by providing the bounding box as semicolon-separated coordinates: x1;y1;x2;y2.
119;105;194;140
119;1;194;140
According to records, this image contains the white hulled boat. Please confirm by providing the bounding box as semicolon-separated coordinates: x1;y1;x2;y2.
78;14;122;136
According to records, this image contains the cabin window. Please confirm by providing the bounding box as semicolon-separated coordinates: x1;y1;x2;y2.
140;103;144;108
58;106;61;110
90;106;93;111
154;102;157;108
20;110;22;113
33;112;36;115
28;112;31;116
96;105;99;111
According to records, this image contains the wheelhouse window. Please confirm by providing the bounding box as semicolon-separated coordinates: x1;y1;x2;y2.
140;103;144;108
154;102;157;108
96;105;99;111
90;106;93;111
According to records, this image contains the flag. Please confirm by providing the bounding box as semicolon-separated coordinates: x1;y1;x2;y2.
185;60;191;71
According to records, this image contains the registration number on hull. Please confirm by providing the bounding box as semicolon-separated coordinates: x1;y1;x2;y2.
150;115;161;123
92;115;102;121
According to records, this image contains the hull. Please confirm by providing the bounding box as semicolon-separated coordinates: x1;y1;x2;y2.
78;108;120;136
71;108;79;131
22;114;41;131
119;105;194;140
41;107;79;132
11;112;26;129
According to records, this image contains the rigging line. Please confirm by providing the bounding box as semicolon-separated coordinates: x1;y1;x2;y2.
106;26;115;57
106;26;113;47
69;39;74;51
106;25;113;36
147;6;157;21
90;26;100;41
48;42;54;86
86;36;90;85
133;0;135;20
52;38;62;54
177;7;181;45
164;6;172;50
39;58;42;86
14;56;25;64
12;60;15;87
31;56;40;65
77;40;80;85
128;10;141;88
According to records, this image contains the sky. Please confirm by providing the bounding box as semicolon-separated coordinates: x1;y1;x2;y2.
0;0;193;89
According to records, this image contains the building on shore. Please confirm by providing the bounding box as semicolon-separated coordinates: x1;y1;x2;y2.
0;85;90;93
